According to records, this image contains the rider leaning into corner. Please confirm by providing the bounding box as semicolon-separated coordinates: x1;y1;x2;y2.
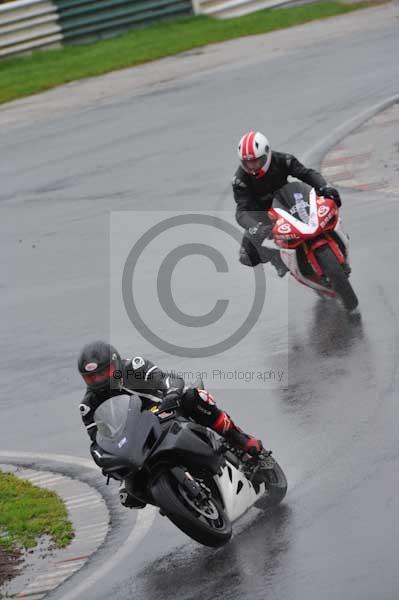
78;340;269;509
233;131;342;275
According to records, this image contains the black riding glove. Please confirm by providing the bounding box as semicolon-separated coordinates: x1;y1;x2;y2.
247;222;273;247
158;389;182;412
317;186;342;207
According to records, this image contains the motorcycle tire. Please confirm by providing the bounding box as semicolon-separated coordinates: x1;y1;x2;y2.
265;461;288;505
150;471;232;547
254;459;287;509
314;245;358;311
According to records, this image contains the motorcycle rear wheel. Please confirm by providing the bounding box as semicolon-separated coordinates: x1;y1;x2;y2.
150;471;232;547
314;245;358;311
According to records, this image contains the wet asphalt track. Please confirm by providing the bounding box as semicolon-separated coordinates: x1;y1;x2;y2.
1;5;399;600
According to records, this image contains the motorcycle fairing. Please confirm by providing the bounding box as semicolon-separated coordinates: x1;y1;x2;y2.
267;182;350;294
274;187;320;234
272;181;312;222
269;183;339;254
94;395;162;470
147;421;225;476
94;395;223;476
305;233;346;277
214;460;265;522
279;222;350;295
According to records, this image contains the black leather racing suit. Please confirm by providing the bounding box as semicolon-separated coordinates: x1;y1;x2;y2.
80;356;263;507
233;151;327;266
79;355;222;442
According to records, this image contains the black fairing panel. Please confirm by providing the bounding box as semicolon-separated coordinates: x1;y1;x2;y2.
90;447;130;472
94;396;223;476
95;396;161;470
148;422;224;475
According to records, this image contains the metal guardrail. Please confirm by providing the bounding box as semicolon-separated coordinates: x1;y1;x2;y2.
54;0;193;44
0;0;193;58
0;0;61;58
195;0;315;19
0;0;315;58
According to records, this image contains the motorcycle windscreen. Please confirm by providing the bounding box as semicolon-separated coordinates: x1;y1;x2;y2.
94;395;161;469
94;395;130;441
273;181;312;223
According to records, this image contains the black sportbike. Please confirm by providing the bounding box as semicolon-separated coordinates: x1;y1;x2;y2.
91;393;287;547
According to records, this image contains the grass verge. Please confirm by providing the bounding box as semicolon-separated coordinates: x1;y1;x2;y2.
0;470;74;552
0;1;385;105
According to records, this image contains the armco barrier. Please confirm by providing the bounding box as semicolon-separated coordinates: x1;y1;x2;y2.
195;0;315;19
0;0;61;58
54;0;193;44
0;0;193;57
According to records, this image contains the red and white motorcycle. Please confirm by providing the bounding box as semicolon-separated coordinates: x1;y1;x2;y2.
267;181;358;311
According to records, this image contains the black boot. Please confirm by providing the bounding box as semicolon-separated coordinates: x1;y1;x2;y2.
269;251;289;278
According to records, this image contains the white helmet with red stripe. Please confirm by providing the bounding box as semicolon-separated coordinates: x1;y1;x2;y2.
237;131;272;177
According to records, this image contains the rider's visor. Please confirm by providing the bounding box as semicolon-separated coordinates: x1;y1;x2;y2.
82;362;116;386
241;156;267;174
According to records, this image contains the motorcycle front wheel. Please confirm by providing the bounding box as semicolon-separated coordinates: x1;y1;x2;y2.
314;244;358;311
264;460;288;505
254;457;288;509
150;471;232;547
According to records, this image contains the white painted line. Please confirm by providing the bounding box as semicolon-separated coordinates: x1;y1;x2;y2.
65;498;104;510
74;528;107;538
64;496;101;506
25;471;67;480
23;583;57;592
17;560;87;592
39;479;76;487
56;560;87;567
323;164;356;177
28;576;68;586
72;536;107;544
73;523;108;532
59;507;157;600
33;571;80;583
34;565;82;577
33;477;69;487
63;492;100;502
0;451;97;469
302;95;399;168
26;474;66;484
0;451;157;600
63;491;100;501
56;558;88;565
15;592;46;600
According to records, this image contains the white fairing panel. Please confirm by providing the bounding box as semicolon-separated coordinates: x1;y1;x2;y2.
214;460;265;522
274;188;319;234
